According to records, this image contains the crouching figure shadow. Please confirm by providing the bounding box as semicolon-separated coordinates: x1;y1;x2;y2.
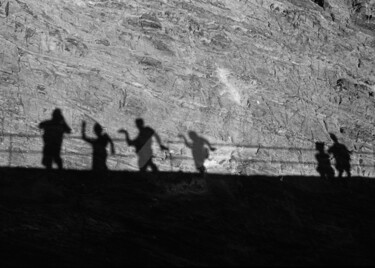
178;131;216;176
81;121;115;171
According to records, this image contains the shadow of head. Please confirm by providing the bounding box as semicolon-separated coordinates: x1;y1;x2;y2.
188;131;198;141
94;123;103;137
315;142;325;152
52;108;63;121
135;118;144;129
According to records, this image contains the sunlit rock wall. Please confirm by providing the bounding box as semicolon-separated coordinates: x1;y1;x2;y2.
0;0;375;176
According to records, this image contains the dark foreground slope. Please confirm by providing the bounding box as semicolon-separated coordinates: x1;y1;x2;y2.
1;168;375;266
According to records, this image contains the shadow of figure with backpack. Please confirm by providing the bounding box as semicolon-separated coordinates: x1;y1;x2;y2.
328;133;352;179
39;108;71;170
315;142;334;180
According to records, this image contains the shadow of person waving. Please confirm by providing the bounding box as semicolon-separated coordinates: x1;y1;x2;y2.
39;108;71;170
328;133;352;179
315;142;334;179
118;118;168;172
81;121;115;171
178;131;216;176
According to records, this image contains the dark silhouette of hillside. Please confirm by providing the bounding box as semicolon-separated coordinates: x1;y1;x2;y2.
1;167;375;266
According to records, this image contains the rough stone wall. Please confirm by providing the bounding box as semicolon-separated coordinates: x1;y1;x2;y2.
0;0;374;176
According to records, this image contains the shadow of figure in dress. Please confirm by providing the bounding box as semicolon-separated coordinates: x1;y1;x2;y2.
81;121;115;171
179;131;216;176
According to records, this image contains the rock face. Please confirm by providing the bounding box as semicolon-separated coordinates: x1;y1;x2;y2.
0;0;375;176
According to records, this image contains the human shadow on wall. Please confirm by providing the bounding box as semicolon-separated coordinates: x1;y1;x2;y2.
315;142;334;179
39;108;71;170
178;131;216;176
118;118;169;172
328;133;352;178
81;121;115;171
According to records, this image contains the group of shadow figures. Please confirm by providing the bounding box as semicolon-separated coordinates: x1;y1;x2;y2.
39;108;216;175
39;108;352;178
315;135;352;179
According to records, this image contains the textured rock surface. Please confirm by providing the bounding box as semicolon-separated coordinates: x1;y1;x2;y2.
1;0;375;176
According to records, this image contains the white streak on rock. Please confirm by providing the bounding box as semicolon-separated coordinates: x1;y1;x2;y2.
217;67;241;105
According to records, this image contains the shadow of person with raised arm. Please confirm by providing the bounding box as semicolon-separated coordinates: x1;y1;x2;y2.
118;118;169;172
178;131;216;176
328;133;352;179
39;108;71;170
81;121;115;171
315;142;334;179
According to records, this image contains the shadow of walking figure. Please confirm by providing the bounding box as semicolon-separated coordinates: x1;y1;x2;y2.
118;118;168;172
328;133;352;178
315;142;334;179
81;121;115;171
39;108;71;169
178;131;216;176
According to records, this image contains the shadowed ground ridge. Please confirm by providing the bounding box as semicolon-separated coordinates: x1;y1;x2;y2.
1;168;375;266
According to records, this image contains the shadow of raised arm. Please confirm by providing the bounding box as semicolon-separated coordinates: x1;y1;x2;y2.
118;128;132;146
